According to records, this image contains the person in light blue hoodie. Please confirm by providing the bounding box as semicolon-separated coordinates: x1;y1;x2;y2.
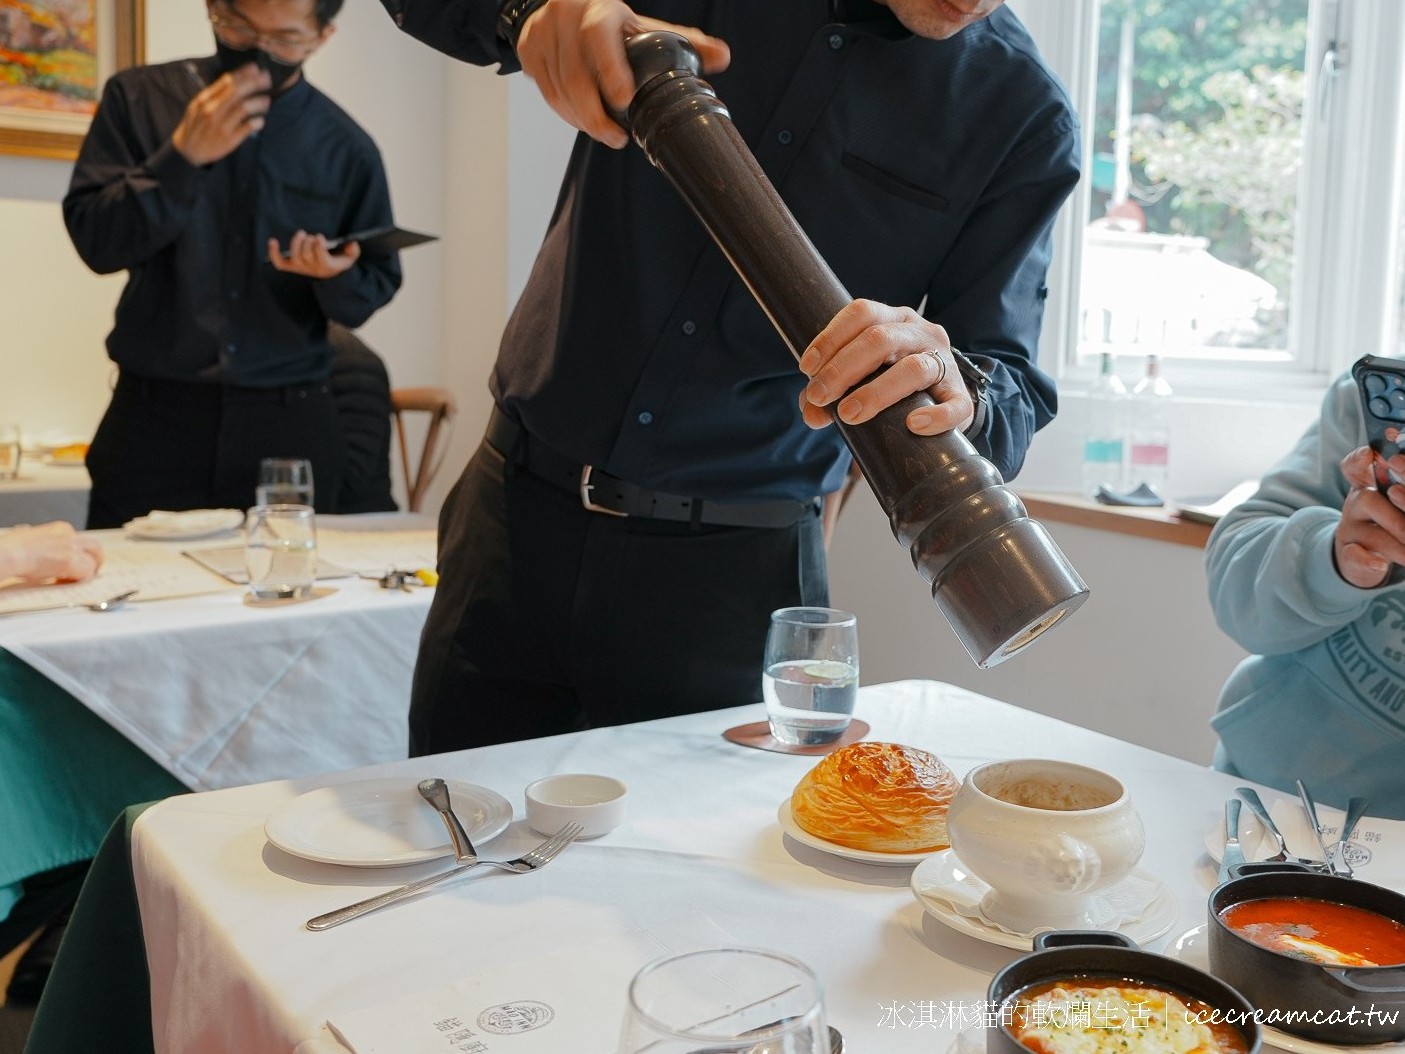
1207;370;1405;819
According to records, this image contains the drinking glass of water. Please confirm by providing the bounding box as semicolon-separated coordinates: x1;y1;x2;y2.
256;457;314;507
617;947;830;1054
763;606;859;746
244;504;317;601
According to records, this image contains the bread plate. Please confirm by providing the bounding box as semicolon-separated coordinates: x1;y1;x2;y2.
124;508;245;540
776;801;948;866
266;777;512;867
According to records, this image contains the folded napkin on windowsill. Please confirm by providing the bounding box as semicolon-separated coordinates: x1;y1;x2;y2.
326;914;735;1054
1267;798;1405;889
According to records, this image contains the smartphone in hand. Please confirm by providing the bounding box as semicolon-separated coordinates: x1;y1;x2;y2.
1352;353;1405;487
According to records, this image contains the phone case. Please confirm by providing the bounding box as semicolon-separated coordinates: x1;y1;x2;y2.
1352;354;1405;484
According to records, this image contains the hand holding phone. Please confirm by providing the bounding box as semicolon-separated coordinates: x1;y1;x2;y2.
1352;354;1405;489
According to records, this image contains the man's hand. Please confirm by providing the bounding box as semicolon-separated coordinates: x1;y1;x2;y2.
797;300;974;436
172;65;272;167
267;232;361;278
0;521;104;586
515;0;730;149
1335;445;1405;587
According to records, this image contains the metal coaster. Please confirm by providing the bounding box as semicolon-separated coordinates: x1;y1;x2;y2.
721;719;871;756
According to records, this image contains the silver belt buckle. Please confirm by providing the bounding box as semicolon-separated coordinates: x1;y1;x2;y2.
579;465;628;517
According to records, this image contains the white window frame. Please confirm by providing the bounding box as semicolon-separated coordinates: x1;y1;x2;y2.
1012;0;1405;404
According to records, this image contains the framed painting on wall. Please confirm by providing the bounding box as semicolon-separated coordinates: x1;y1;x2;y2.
0;0;144;160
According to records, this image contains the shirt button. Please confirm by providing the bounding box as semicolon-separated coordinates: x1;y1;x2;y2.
777;129;793;145
681;320;697;335
638;411;654;425
828;33;844;50
225;343;237;355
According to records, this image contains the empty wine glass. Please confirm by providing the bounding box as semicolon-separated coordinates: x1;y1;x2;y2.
256;457;314;507
618;947;829;1054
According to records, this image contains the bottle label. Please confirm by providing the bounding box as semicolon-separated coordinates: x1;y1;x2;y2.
1131;443;1169;467
1083;438;1124;462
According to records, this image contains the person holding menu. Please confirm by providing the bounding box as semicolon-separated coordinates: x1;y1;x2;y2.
387;0;1078;751
64;0;403;528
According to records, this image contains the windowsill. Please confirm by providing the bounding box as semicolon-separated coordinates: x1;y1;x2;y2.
1017;490;1213;549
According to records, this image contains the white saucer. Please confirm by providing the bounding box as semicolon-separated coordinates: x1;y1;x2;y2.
124;508;245;540
910;848;1178;951
776;802;948;867
265;778;512;867
1163;925;1405;1054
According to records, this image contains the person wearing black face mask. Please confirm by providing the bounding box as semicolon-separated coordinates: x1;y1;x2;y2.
61;0;404;530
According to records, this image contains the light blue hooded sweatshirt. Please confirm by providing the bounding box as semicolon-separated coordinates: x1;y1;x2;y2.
1207;371;1405;819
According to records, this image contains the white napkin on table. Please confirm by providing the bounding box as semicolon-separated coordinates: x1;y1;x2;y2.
1268;799;1405;889
326;914;735;1054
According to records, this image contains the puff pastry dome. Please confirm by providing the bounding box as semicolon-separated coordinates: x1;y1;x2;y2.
790;741;959;853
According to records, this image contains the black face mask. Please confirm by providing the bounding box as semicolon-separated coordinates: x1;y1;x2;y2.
214;37;302;95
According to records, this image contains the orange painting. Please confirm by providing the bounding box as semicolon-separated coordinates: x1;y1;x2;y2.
0;0;141;159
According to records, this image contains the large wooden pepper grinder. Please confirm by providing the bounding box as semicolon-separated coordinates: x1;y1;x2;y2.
622;31;1088;666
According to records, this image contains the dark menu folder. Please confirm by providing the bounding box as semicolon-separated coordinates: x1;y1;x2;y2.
280;225;438;259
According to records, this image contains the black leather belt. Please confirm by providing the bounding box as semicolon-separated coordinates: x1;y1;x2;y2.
485;406;817;529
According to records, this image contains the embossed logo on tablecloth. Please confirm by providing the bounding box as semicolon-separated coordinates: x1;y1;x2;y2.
477;1001;554;1034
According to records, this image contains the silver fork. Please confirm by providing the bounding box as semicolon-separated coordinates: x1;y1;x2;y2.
306;822;583;931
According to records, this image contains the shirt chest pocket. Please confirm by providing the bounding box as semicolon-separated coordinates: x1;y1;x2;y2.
266;180;347;242
788;153;960;303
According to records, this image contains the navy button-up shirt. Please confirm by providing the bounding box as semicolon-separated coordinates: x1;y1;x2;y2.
390;1;1079;501
64;57;401;387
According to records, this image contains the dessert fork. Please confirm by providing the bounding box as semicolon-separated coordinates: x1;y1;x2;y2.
306;822;583;931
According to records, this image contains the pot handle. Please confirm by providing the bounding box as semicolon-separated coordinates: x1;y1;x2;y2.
1226;861;1318;879
1327;967;1405;995
1033;930;1139;952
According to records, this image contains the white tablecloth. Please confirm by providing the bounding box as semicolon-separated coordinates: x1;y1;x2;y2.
0;460;90;528
0;516;434;790
129;679;1272;1054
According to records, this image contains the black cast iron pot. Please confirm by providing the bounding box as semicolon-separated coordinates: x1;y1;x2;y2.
988;930;1261;1054
1209;868;1405;1045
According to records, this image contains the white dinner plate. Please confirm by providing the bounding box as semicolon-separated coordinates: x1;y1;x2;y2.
1203;810;1269;864
776;801;949;866
123;508;245;540
1163;925;1405;1054
910;849;1179;951
265;778;513;867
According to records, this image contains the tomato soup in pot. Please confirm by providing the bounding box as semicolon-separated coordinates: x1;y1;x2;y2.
1221;897;1405;968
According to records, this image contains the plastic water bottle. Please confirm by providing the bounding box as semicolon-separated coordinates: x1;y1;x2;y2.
1129;354;1173;496
1081;352;1128;498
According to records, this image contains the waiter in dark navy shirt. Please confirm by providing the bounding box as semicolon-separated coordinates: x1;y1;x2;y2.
387;0;1079;751
65;0;402;528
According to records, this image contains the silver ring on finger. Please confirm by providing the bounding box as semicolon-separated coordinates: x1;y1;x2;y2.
923;348;948;387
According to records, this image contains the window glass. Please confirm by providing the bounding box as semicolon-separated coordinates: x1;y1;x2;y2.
1079;0;1310;367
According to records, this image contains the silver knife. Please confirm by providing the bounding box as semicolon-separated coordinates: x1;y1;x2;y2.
1296;779;1338;874
1219;797;1247;883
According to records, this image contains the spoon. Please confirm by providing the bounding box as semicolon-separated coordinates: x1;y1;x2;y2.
86;589;138;612
416;778;477;865
1236;787;1330;871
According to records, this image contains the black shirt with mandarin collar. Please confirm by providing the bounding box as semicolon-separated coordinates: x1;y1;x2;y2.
63;55;401;388
389;1;1079;501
